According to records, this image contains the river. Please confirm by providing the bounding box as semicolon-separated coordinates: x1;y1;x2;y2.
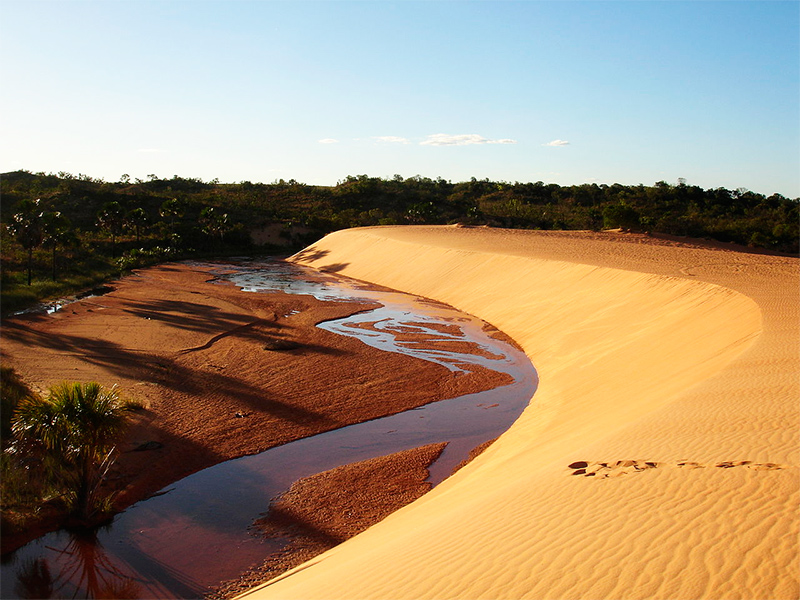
0;259;537;599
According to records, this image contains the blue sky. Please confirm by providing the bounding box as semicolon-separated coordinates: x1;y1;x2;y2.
2;1;798;196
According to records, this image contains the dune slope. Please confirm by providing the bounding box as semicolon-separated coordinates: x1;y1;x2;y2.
242;226;798;600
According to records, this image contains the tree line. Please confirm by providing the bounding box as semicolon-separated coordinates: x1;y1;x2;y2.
2;170;797;312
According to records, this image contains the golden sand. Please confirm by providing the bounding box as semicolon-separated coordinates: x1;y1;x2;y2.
240;226;799;600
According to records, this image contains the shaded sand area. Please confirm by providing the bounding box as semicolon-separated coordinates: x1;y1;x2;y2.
241;226;799;600
0;261;506;553
209;443;449;599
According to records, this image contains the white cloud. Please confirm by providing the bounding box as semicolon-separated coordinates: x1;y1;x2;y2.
420;134;517;146
543;139;570;146
137;148;164;153
318;138;339;144
373;136;411;144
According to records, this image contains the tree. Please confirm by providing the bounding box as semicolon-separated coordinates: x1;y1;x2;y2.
125;207;148;243
603;202;641;231
42;211;76;281
406;201;438;224
8;198;43;285
11;382;134;522
96;202;125;255
159;198;185;245
199;206;230;247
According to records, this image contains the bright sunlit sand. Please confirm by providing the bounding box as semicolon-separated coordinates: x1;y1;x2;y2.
240;225;799;600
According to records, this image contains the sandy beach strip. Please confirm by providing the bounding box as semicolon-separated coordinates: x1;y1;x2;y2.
240;225;799;600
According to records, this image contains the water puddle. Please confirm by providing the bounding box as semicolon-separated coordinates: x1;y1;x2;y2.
11;285;116;316
1;259;537;599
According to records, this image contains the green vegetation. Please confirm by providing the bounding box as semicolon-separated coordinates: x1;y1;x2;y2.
2;170;797;314
1;369;57;532
2;377;135;530
1;366;33;441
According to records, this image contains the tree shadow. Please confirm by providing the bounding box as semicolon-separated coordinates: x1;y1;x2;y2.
118;298;266;335
0;319;342;427
291;248;330;264
318;263;350;274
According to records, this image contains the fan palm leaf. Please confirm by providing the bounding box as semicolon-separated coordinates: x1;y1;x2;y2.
11;382;132;521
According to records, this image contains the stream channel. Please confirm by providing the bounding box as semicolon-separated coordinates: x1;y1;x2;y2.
1;259;537;599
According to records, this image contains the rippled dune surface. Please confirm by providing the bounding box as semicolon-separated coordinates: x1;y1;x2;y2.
242;225;799;600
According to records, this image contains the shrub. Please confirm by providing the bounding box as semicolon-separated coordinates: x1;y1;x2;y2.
9;381;135;522
603;202;642;231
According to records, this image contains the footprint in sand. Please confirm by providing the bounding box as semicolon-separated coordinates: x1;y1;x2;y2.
569;460;786;477
568;460;659;478
678;460;784;471
740;462;783;470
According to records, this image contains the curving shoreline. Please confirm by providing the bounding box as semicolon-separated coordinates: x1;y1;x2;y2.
242;226;798;600
0;260;509;558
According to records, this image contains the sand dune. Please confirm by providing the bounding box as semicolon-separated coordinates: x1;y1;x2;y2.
240;226;798;600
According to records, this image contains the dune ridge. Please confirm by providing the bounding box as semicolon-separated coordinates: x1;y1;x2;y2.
241;226;798;600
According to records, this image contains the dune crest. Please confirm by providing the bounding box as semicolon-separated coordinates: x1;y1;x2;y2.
242;226;798;600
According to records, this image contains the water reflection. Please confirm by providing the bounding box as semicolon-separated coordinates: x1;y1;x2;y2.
10;528;142;600
3;522;207;599
14;558;53;599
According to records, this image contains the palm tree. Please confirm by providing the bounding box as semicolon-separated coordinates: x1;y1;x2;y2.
11;382;133;523
125;207;148;243
96;202;125;255
199;206;230;248
8;198;44;285
42;211;77;281
159;198;185;247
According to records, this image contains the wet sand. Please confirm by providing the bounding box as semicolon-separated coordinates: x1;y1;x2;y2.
0;261;507;555
208;443;449;599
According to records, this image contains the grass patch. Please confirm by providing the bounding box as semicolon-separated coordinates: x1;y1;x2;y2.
1;263;121;316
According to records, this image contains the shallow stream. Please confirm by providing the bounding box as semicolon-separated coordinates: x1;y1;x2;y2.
0;260;537;599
